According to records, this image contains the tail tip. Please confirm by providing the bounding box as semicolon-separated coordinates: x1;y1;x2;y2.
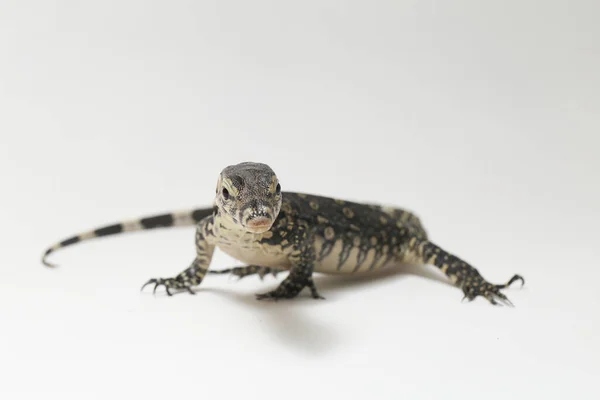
42;248;58;268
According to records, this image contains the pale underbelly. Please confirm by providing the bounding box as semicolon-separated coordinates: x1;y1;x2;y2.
217;242;292;270
215;238;396;275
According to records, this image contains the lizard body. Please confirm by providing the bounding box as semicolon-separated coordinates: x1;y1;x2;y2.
42;162;523;304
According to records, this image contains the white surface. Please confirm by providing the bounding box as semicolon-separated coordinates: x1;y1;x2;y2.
1;1;599;399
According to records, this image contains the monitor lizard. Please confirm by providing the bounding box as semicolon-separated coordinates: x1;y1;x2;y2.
42;162;524;305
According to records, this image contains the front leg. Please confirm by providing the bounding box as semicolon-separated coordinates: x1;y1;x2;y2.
256;228;323;300
142;218;215;296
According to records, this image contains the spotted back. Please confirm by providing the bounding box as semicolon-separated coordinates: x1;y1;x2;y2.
261;192;426;273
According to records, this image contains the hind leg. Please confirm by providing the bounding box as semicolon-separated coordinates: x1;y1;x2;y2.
404;236;524;306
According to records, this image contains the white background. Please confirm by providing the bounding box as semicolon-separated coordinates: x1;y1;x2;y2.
1;1;599;399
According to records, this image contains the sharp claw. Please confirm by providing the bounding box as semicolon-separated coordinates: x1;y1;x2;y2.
462;273;521;306
494;293;514;307
140;280;153;292
502;298;514;307
309;287;324;300
505;274;525;288
141;278;196;296
485;292;508;307
256;292;277;301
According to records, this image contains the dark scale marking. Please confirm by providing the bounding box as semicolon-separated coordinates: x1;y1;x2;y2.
140;214;174;229
209;265;283;280
368;247;384;271
193;207;214;222
318;240;336;261
60;236;80;247
229;175;245;190
337;240;354;269
95;224;123;237
353;246;369;272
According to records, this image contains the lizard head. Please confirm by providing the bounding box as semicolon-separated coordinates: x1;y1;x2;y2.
214;162;282;233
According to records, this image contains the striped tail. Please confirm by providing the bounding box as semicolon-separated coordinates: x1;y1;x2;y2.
41;207;214;267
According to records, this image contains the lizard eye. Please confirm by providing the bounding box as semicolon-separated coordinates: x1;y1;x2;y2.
275;184;281;194
222;188;230;200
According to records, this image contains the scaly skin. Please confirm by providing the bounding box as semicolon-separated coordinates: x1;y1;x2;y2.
42;162;524;305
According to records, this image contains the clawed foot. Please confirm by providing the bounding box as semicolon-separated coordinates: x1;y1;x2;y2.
141;277;196;296
255;289;294;301
256;278;324;301
461;274;525;306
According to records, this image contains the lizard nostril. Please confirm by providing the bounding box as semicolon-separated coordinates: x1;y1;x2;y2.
250;210;270;218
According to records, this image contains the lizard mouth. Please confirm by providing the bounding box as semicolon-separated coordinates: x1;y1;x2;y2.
244;215;273;233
